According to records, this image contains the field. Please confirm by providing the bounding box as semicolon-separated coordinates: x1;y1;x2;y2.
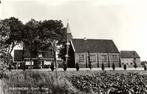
1;69;147;94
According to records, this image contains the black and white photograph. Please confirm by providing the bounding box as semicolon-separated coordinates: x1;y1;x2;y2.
0;0;147;94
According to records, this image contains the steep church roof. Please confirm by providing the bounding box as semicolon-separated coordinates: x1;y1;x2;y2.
71;38;119;53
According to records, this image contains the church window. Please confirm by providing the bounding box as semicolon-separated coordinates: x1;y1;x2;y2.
102;55;107;62
79;54;84;62
112;55;118;62
90;55;96;62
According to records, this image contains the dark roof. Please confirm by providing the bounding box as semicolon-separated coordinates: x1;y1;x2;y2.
120;51;140;58
14;50;54;61
14;50;24;61
71;39;119;53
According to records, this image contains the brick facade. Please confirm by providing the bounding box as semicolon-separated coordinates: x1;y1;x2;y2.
75;52;120;68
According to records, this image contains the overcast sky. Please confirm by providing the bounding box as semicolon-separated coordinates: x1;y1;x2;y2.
0;0;147;61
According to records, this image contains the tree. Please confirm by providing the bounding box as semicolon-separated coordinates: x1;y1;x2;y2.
0;21;10;51
50;62;54;71
58;43;75;68
8;64;12;71
112;63;115;71
101;63;105;71
23;19;40;68
124;64;127;70
63;63;67;71
134;63;137;69
141;61;147;67
38;20;66;46
0;17;24;66
144;65;146;71
22;62;26;71
0;18;67;70
75;63;79;71
89;61;92;70
1;17;24;54
0;51;12;70
23;19;66;53
23;19;66;68
88;51;91;70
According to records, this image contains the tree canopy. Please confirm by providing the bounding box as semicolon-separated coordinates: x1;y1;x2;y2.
0;17;67;64
1;17;24;54
23;19;66;58
0;17;23;65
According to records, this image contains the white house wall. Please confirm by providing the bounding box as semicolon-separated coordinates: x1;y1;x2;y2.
44;60;51;65
121;58;141;67
26;61;34;65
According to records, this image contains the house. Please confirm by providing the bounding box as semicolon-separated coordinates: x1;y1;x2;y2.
14;49;54;69
120;51;141;67
66;23;121;68
141;61;147;67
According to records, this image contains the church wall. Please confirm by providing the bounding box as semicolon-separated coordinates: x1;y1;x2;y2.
75;52;120;68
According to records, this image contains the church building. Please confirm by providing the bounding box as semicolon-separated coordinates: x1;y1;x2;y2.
66;23;121;68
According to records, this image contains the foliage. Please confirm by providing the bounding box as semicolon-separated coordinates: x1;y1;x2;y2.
0;17;24;54
0;21;10;52
0;51;12;67
101;63;105;71
3;70;78;94
112;63;115;71
58;44;75;68
134;63;137;69
124;64;127;70
22;62;26;71
23;19;66;53
75;63;79;71
50;62;54;71
22;19;67;69
89;61;92;70
8;64;12;71
68;72;147;94
0;17;23;66
0;18;67;69
141;61;147;67
2;70;147;94
144;65;146;71
63;63;67;71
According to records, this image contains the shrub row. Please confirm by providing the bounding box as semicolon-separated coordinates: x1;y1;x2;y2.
50;63;147;71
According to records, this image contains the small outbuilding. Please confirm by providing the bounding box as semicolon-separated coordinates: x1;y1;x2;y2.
120;51;141;67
